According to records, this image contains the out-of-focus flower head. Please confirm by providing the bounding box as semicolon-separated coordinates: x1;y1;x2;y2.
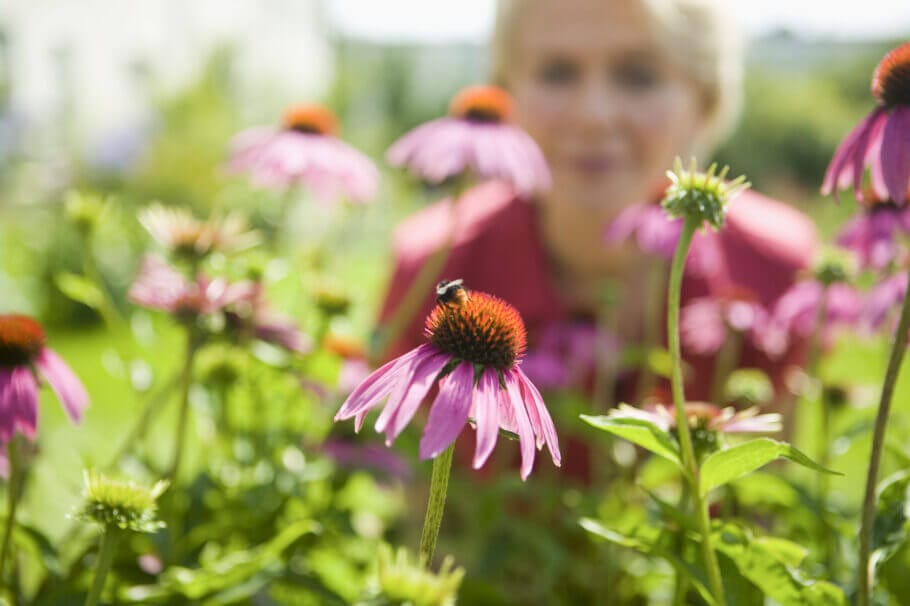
680;286;785;358
223;282;311;354
723;368;774;407
322;439;411;481
78;469;167;533
335;280;560;479
0;314;89;449
386;84;551;195
363;544;464;606
64;191;111;236
822;43;910;204
521;321;620;392
661;158;749;230
865;270;910;331
836;186;910;270
228;103;379;203
139;203;260;261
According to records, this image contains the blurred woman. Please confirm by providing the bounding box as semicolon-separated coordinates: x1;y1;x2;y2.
378;0;816;405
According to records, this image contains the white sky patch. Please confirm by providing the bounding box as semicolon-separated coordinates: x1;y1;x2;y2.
327;0;910;43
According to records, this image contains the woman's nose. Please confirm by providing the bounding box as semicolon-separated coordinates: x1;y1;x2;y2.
576;79;623;130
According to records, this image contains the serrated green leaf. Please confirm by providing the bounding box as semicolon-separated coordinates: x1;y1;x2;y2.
700;438;839;497
55;272;104;309
580;414;681;467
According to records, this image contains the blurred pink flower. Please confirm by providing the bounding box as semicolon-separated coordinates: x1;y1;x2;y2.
837;199;910;270
604;202;683;259
773;281;862;345
522;321;620;391
322;439;411;480
387;85;551;195
866;271;909;330
139;203;260;258
228;104;378;203
335;289;560;480
822;43;910;203
680;290;785;358
610;401;782;435
224;282;311;353
0;314;88;448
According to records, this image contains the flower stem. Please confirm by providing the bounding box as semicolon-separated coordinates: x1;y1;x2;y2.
418;444;455;563
0;439;21;586
857;263;910;606
84;529;120;606
166;330;199;481
668;216;726;606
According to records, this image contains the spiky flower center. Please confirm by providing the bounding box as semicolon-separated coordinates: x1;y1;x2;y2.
661;158;750;230
282;104;338;135
80;470;168;533
0;314;46;368
449;85;514;123
872;43;910;107
425;291;526;370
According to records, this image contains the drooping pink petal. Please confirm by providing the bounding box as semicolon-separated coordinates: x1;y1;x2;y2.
375;349;449;445
128;254;191;312
472;369;501;469
822;107;886;202
35;348;88;423
419;361;475;459
515;368;561;466
0;370;14;442
10;367;38;438
880;107;910;205
334;345;427;421
503;372;536;480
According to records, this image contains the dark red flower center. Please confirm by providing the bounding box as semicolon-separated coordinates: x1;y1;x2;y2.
872;43;910;107
0;314;46;368
449;85;514;123
425;290;526;370
282;104;339;135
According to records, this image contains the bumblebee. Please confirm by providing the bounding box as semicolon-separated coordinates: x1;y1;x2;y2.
435;279;469;307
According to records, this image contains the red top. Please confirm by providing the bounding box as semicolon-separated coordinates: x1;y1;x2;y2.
378;181;818;401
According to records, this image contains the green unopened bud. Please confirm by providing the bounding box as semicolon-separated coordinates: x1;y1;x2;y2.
79;470;168;533
65;191;108;235
315;285;351;318
724;368;774;406
661;157;749;230
364;545;464;606
811;247;855;286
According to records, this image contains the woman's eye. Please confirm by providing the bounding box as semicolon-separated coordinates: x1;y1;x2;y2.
537;59;578;86
613;62;660;90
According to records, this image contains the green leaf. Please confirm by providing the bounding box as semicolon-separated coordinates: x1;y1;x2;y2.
700;438;839;497
55;272;104;309
580;414;681;467
872;471;910;572
713;525;846;606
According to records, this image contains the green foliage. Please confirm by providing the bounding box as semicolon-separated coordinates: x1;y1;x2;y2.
580;414;681;468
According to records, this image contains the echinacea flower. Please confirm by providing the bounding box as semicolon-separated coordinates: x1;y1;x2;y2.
228;104;379;203
836;193;910;270
822;43;910;203
335;285;560;479
865;270;910;330
366;544;464;606
139;203;260;260
680;289;786;358
78;469;168;533
609;401;782;436
773;281;862;344
386;85;551;195
128;255;253;321
0;314;88;445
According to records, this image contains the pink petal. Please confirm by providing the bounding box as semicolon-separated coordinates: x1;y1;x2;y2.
880;107;910;205
504;373;536;480
472;369;501;469
334;345;427;421
419;362;474;459
0;367;38;440
515;368;561;466
375;350;449;445
36;349;88;423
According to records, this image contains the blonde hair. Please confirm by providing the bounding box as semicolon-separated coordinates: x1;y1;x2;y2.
491;0;744;152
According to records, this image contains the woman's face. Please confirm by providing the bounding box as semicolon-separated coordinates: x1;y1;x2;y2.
505;0;707;211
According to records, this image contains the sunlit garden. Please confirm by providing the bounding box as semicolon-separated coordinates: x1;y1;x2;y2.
3;2;910;604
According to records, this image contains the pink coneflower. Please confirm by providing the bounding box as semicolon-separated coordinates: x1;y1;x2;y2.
223;282;311;353
837;193;910;270
0;314;88;444
138;203;260;259
680;289;785;358
386;85;551;195
128;255;251;321
865;271;910;330
334;285;560;479
228;104;379;203
773;281;862;344
521;321;620;391
822;43;910;203
609;401;782;435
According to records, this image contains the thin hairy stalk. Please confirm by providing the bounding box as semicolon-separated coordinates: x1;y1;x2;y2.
418;444;455;563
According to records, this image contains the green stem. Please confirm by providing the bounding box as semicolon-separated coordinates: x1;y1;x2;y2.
418;444;455;563
668;216;726;606
166;330;199;481
857;262;910;606
0;439;21;586
84;529;119;606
